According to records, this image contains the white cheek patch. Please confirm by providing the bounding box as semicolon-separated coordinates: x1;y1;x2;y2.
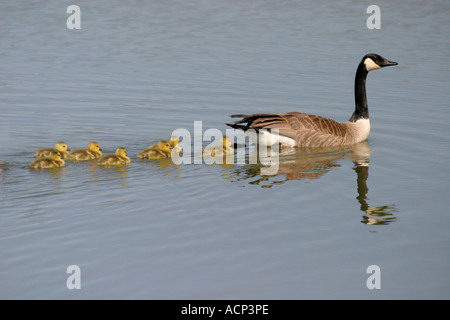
364;58;381;71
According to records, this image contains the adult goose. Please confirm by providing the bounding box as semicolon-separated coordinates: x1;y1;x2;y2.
227;53;397;148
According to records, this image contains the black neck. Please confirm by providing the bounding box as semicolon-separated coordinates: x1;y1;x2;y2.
349;62;369;122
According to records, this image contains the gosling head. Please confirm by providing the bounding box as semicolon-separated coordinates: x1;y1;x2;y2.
169;136;179;147
220;136;232;148
87;141;102;152
49;151;62;161
362;53;398;72
157;140;171;152
55;142;70;152
115;147;128;157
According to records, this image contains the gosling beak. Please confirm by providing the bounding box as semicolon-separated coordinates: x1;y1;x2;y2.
67;148;71;152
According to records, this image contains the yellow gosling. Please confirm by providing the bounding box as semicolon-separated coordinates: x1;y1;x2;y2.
97;147;130;167
29;151;65;170
169;136;182;153
68;141;102;161
137;140;172;160
34;142;70;159
203;136;234;157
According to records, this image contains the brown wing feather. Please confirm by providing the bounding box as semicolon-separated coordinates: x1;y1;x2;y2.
228;112;348;147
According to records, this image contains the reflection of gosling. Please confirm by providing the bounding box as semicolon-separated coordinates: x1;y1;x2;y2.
137;141;172;159
68;141;102;161
34;142;71;159
169;136;182;153
29;151;65;169
203;136;234;157
97;147;130;167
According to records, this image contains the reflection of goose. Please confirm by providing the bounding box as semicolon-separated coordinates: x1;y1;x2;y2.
229;141;397;224
233;142;370;183
34;142;71;159
228;53;397;147
353;164;397;225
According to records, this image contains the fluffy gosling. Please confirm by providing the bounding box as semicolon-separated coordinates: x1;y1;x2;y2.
137;140;172;160
203;136;234;157
34;142;70;159
29;151;65;170
68;141;103;161
97;147;130;167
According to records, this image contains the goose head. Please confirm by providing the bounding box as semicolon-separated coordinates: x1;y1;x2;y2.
363;53;398;72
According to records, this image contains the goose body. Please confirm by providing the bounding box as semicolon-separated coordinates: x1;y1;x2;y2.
68;141;103;161
34;142;70;159
97;147;130;167
137;140;172;159
227;53;397;148
29;151;65;169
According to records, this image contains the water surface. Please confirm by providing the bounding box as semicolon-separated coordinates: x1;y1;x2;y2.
1;0;449;299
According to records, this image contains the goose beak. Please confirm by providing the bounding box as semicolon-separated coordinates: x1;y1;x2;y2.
383;60;398;67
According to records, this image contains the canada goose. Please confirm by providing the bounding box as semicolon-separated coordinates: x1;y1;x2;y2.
227;53;398;148
97;147;130;167
137;140;172;159
34;142;70;159
68;141;103;161
169;136;182;153
29;151;65;169
203;136;234;157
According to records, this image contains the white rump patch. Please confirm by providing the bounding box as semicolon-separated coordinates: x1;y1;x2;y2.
245;129;296;147
364;58;381;71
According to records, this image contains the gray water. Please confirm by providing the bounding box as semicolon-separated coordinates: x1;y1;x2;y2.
1;0;449;299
